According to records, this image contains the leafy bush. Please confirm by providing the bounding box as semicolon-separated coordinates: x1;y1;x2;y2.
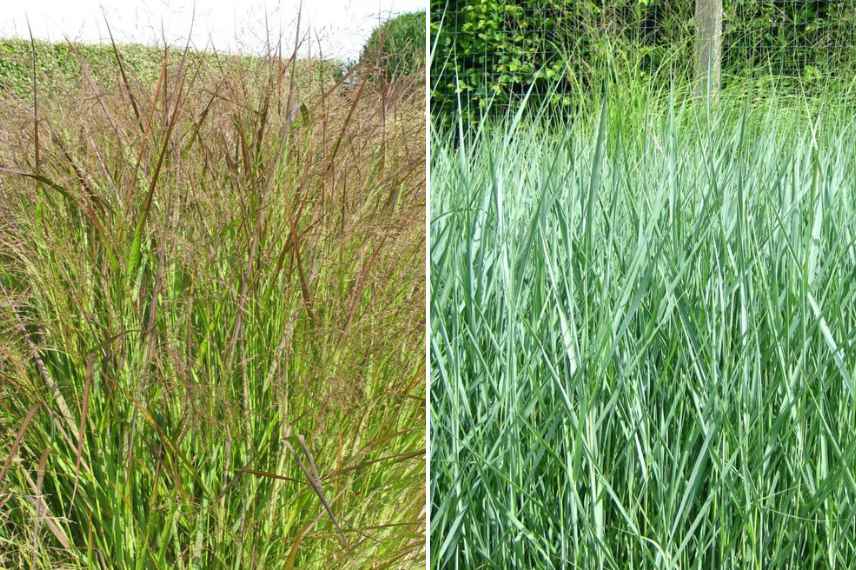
430;0;682;114
360;11;426;80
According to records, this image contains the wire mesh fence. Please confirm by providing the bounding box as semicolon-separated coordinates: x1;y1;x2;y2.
726;0;856;76
430;0;856;111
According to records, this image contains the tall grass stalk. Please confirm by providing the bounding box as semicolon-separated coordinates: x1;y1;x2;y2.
430;87;856;568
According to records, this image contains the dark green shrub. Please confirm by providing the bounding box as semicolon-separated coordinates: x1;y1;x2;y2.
360;11;426;80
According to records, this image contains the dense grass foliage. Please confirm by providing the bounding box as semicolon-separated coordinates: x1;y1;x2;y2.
430;91;856;568
0;41;425;568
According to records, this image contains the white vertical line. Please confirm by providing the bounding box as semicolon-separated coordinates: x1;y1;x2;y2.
423;1;431;568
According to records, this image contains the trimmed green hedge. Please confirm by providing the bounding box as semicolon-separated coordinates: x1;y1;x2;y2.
0;39;168;96
0;39;344;97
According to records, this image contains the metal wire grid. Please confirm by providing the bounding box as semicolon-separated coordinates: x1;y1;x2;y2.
725;0;856;76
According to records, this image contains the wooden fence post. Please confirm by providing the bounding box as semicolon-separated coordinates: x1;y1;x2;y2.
694;0;723;98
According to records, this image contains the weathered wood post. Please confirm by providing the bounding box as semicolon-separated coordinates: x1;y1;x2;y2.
694;0;723;98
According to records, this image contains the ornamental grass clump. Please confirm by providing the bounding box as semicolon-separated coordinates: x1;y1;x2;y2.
0;30;425;569
430;88;856;568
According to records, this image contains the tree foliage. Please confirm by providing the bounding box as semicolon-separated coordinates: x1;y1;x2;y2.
361;11;426;80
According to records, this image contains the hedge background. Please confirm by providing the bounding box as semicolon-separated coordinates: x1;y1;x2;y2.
430;0;856;112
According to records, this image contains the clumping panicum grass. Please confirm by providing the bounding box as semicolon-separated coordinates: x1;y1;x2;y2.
0;38;424;568
430;90;856;568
